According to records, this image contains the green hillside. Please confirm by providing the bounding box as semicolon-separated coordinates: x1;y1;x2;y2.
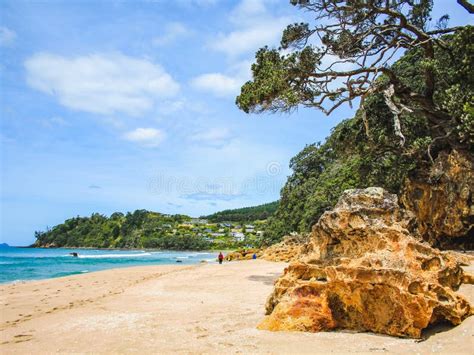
254;28;473;245
33;208;268;250
203;201;279;222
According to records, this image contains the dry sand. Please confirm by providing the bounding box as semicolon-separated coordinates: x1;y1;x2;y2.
1;260;473;354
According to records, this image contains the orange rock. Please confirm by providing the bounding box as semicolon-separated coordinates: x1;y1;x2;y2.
260;234;309;262
260;187;472;338
400;150;473;249
225;249;260;261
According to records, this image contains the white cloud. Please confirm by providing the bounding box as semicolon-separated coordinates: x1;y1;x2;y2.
191;127;233;146
152;22;190;46
195;0;292;97
230;59;253;78
210;20;287;57
208;0;289;57
232;0;267;22
190;59;252;98
0;26;16;46
123;128;165;147
191;73;242;97
24;53;179;116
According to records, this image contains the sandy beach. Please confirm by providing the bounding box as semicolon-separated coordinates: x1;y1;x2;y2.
1;260;473;354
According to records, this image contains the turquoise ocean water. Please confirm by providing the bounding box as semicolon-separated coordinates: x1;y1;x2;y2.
0;247;217;284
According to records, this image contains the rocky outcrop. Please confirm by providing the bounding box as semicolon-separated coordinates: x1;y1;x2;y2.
260;234;310;262
225;248;260;261
259;187;472;338
401;149;473;249
226;234;310;262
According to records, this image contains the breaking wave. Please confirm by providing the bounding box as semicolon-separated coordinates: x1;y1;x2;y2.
76;253;152;259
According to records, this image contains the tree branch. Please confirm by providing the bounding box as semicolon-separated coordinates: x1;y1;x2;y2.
383;84;413;146
457;0;474;14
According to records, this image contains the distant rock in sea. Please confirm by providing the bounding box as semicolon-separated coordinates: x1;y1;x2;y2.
0;243;10;248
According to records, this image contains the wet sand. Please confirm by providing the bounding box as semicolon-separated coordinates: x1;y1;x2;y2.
1;260;473;354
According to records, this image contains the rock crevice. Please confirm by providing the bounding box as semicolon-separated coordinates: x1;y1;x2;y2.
401;149;473;249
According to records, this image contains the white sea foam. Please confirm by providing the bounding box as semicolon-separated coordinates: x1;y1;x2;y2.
77;253;152;259
10;279;26;285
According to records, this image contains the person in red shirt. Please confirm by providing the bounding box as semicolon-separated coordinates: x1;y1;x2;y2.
218;252;224;264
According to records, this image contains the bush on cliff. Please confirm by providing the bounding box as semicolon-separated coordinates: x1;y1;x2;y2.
238;19;474;244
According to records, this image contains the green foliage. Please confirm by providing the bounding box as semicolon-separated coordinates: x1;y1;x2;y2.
203;201;278;222
261;121;417;244
237;46;321;113
435;27;474;146
237;0;439;113
247;27;473;246
238;0;472;152
33;211;211;250
33;209;272;250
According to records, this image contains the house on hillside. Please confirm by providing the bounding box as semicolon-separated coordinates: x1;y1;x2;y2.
211;232;225;237
231;232;245;241
191;218;208;224
245;224;255;233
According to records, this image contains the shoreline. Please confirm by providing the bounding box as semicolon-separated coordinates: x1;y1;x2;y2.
0;262;206;286
1;260;473;354
12;246;237;252
0;248;222;286
1;264;200;329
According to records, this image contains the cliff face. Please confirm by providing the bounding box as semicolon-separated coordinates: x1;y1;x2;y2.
401;150;473;249
259;187;472;338
260;234;309;262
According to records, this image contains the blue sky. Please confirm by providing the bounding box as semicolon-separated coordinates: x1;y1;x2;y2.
0;0;471;245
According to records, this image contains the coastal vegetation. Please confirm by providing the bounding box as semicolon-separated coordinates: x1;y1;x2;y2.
237;1;473;340
237;0;473;245
14;1;473;350
203;201;278;222
33;210;266;250
33;1;473;251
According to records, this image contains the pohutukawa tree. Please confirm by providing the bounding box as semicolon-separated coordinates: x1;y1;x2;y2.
236;0;473;157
